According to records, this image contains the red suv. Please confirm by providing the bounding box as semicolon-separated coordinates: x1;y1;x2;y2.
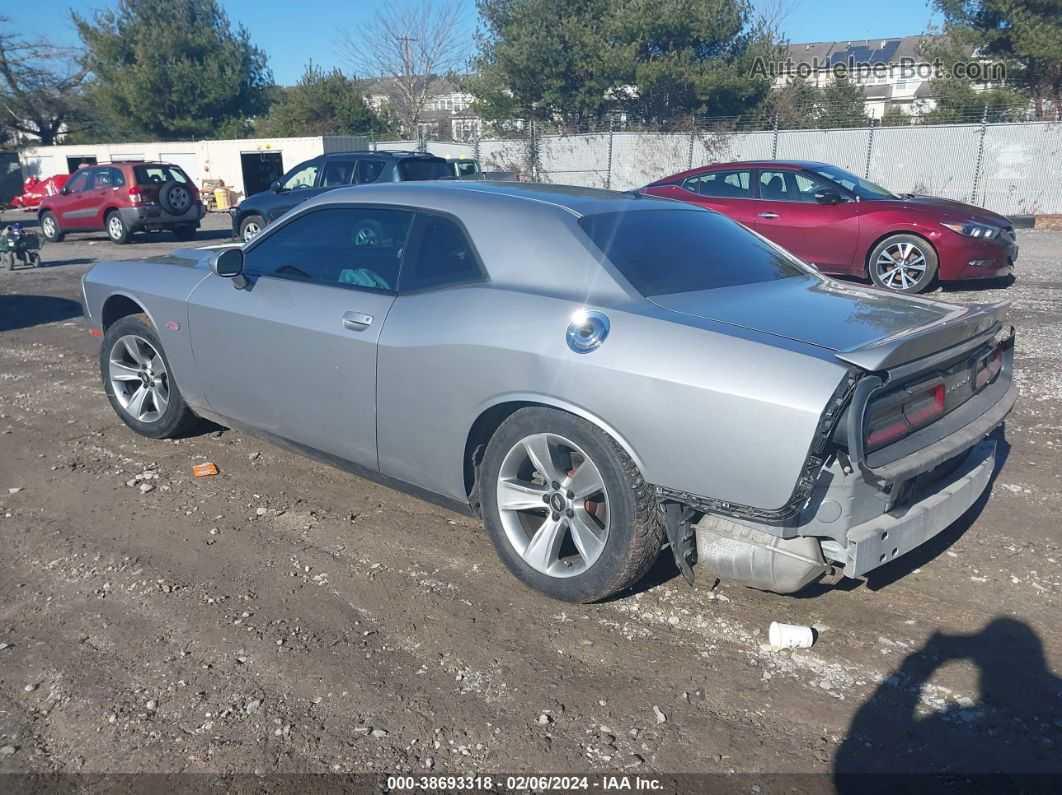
39;161;204;245
641;160;1017;293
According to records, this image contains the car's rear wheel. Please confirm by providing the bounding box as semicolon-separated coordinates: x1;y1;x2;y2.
869;234;938;293
40;212;63;242
101;316;200;439
106;211;132;244
240;214;265;242
480;407;664;602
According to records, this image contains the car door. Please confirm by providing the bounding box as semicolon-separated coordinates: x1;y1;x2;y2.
263;160;324;221
55;168;95;229
89;166;127;228
650;169;759;228
751;169;861;272
186;205;414;468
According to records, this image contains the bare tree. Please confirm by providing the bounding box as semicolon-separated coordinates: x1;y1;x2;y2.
0;17;87;145
337;0;466;137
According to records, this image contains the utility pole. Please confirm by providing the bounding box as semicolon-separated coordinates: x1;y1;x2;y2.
397;36;418;139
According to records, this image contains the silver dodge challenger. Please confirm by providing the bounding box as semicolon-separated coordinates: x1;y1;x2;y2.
81;182;1017;602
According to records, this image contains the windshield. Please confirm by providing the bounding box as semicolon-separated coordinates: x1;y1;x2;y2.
398;159;452;181
579;209;811;296
811;165;896;200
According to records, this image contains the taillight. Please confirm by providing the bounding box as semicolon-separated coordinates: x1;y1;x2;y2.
128;185;142;204
866;381;946;451
975;347;1002;390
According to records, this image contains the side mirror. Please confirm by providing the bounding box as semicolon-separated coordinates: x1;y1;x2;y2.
209;247;246;288
270;179;282;192
814;189;843;205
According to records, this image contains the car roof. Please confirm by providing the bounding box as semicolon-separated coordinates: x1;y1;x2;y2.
301;180;683;218
318;150;444;160
647;160;834;185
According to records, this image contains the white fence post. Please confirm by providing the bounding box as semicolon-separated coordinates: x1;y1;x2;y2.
971;104;989;205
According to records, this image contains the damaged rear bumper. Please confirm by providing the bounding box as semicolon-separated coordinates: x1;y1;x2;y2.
843;438;995;577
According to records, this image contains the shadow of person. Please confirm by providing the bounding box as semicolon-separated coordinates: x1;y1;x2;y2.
835;618;1062;792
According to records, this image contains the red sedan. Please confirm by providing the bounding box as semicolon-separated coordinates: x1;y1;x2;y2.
641;160;1017;293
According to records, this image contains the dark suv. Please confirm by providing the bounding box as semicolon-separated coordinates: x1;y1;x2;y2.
230;150;452;241
39;161;203;244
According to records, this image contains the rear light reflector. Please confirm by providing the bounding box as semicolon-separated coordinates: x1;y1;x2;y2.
128;185;142;204
904;383;946;428
975;347;1002;390
865;381;946;451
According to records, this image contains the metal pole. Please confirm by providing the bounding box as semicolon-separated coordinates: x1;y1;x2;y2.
606;116;614;190
971;103;988;206
687;115;696;170
473;132;481;164
864;117;875;179
771;114;779;159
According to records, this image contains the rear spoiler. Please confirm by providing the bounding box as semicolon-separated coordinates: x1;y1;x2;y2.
835;300;1009;372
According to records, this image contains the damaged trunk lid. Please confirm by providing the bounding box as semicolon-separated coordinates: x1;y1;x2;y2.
649;275;1007;371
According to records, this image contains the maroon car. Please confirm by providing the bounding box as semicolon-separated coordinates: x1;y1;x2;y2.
641;160;1017;293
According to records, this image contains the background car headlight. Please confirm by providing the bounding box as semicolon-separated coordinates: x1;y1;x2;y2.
941;221;998;239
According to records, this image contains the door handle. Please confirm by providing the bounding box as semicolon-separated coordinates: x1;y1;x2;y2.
758;212;779;219
342;311;373;331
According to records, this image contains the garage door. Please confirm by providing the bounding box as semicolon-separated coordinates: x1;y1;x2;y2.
160;152;200;183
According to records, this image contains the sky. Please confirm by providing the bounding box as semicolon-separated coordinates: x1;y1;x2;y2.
20;0;943;86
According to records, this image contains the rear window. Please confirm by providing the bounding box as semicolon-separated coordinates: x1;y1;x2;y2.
397;159;451;181
135;165;188;185
579;209;809;296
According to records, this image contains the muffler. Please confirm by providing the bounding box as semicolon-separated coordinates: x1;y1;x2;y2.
694;514;827;594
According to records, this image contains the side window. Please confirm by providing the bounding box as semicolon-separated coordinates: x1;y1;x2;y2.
681;170;751;198
355;159;385;184
65;170;91;193
93;167;125;189
280;163;319;190
243;207;413;293
791;171;836;202
758;170;791;201
400;214;483;292
320;161;355;187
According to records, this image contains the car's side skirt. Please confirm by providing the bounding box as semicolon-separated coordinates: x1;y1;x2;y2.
191;406;477;519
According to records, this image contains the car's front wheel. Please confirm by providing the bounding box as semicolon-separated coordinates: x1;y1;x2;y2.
480;407;664;602
40;211;64;242
240;214;266;242
869;234;938;293
101;316;200;438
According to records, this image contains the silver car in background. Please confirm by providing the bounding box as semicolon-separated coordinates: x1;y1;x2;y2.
80;182;1017;602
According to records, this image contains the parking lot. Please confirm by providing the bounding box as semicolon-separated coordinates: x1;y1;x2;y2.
0;209;1060;777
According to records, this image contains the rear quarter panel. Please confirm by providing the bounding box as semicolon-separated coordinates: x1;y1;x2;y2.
82;254;211;408
376;286;851;512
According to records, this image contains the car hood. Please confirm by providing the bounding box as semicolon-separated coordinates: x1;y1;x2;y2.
649;275;1006;370
885;195;1011;227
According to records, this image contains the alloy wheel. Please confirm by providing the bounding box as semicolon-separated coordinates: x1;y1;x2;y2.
108;335;170;423
242;222;261;242
108;215;125;242
874;242;928;290
496;432;610;578
42;216;56;238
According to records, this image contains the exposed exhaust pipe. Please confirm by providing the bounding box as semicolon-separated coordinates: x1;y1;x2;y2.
695;514;827;594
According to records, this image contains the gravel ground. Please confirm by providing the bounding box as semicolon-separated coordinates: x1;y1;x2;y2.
0;210;1060;780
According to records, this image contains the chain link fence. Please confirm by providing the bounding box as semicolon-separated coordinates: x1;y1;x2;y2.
374;102;1062;215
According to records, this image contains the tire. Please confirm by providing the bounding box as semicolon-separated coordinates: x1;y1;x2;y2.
40;211;63;242
106;211;132;244
172;225;197;242
159;181;193;216
480;407;664;603
239;214;266;242
868;234;938;293
100;315;200;439
28;252;41;268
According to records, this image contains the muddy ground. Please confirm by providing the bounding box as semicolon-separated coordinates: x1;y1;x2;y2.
0;212;1059;782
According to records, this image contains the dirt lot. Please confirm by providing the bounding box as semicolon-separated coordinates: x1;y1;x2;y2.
0;211;1060;782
